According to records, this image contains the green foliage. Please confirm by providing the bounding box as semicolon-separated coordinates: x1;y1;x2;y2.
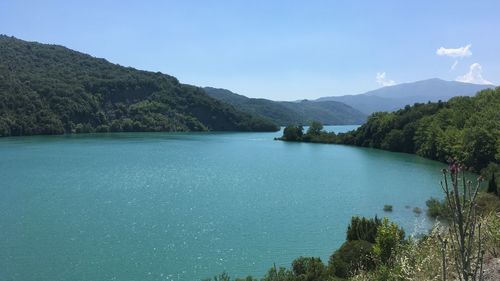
261;265;295;281
291;256;327;281
306;121;323;136
380;129;404;151
348;89;500;172
328;240;375;278
373;218;405;266
282;125;304;141
0;36;278;137
426;197;451;219
279;88;500;173
484;212;500;257
475;192;500;214
204;87;367;126
346;216;381;243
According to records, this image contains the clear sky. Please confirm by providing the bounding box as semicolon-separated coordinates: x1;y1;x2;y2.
1;0;499;100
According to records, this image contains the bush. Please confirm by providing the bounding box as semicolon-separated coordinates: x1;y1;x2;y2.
291;256;327;281
346;216;381;243
306;121;323;136
425;197;450;219
328;240;375;278
476;192;500;215
373;218;405;265
282;125;304;141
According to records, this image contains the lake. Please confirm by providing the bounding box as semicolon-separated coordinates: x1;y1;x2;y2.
0;126;445;281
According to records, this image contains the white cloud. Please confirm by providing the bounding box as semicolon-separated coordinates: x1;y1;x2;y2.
456;63;493;85
376;72;396;87
450;60;458;71
436;44;472;58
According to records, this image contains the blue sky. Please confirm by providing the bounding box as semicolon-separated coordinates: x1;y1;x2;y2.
1;0;499;100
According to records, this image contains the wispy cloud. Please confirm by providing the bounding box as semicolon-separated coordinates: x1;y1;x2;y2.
456;63;492;85
376;72;396;87
436;44;472;58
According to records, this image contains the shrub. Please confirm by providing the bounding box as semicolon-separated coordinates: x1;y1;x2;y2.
262;265;294;281
291;256;327;281
373;218;405;266
328;240;375;278
426;197;450;219
346;216;381;243
282;125;303;141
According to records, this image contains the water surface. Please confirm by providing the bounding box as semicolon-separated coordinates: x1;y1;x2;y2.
0;126;445;280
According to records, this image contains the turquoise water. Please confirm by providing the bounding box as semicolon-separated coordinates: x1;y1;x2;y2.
0;126;445;281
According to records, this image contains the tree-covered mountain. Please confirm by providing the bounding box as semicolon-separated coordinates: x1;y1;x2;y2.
204;87;367;125
317;78;494;114
281;87;500;173
0;35;279;137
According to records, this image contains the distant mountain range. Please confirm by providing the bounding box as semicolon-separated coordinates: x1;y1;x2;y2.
316;78;494;114
205;87;367;125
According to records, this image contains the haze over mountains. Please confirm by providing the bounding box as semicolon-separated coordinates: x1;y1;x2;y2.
0;35;495;137
316;78;494;114
206;78;493;126
205;87;367;125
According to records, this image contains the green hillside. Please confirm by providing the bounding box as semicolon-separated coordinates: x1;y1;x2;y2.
0;36;278;137
339;88;500;172
280;87;500;173
205;87;367;125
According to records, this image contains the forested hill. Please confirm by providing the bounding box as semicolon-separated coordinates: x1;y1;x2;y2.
204;87;367;125
337;87;500;172
280;87;500;173
0;35;279;137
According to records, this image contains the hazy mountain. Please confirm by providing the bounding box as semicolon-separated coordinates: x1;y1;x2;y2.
0;35;279;137
316;78;494;114
205;87;367;125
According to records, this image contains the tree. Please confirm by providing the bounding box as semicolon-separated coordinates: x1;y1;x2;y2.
282;125;303;141
306;121;323;136
487;173;498;196
373;218;405;266
463;128;497;172
381;129;404;152
346;216;381;243
328;240;375;278
291;257;327;281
